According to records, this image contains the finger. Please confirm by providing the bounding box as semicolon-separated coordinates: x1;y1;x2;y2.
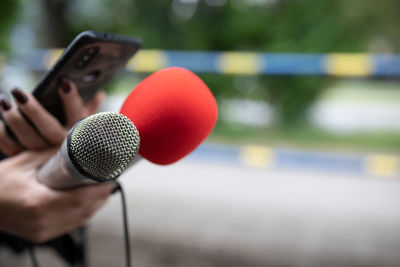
85;90;106;115
64;184;113;227
59;79;87;129
12;88;67;146
44;182;113;208
48;187;111;231
16;147;58;169
23;182;113;243
1;93;48;150
68;183;114;206
34;194;110;243
0;119;22;156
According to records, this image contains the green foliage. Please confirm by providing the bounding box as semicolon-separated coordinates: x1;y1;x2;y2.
261;76;327;126
211;121;400;153
0;0;19;51
5;0;400;126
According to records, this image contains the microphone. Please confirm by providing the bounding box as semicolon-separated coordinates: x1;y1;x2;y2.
120;67;218;165
38;67;217;188
37;112;140;189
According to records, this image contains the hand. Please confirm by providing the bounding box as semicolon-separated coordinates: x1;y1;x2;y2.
0;79;105;156
0;148;114;243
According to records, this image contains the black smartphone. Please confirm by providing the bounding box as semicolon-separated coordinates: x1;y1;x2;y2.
32;31;141;124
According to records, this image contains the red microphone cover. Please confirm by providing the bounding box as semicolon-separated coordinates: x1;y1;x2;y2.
120;67;218;165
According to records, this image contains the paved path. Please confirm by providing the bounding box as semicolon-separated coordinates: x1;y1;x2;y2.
87;160;400;267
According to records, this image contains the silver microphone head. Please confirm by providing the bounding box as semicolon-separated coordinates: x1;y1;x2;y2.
68;112;140;181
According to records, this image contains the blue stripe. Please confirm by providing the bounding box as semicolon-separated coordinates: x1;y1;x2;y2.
276;148;364;174
261;53;326;75
188;144;375;177
7;50;400;76
187;144;241;165
372;55;400;76
166;51;221;73
29;49;50;71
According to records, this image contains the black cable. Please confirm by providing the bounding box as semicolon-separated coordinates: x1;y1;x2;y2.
113;181;132;267
28;245;40;267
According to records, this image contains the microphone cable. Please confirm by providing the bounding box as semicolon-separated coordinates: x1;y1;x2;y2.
28;181;132;267
28;245;40;267
112;181;132;267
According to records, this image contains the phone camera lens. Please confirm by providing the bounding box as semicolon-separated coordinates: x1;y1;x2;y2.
87;46;99;55
83;54;90;61
75;60;86;68
74;46;100;69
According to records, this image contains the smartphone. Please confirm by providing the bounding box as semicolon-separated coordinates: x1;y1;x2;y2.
32;31;141;124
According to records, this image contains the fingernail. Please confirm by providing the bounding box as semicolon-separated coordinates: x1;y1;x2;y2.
0;96;11;111
11;88;28;104
59;78;71;93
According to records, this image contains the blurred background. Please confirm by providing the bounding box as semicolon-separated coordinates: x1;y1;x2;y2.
1;0;400;266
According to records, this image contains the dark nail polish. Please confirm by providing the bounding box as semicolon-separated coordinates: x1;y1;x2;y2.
0;96;11;111
11;88;28;104
60;78;71;93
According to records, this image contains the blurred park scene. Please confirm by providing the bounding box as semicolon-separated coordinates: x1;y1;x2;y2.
1;0;400;266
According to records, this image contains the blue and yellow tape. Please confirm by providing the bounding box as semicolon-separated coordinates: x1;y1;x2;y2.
2;50;400;76
188;144;400;179
128;50;400;76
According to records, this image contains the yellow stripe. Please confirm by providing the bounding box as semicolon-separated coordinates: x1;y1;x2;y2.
127;50;167;72
217;52;262;75
364;154;400;178
325;53;373;77
43;49;64;69
240;145;274;168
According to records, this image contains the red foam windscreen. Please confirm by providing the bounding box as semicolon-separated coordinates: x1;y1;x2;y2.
120;67;218;165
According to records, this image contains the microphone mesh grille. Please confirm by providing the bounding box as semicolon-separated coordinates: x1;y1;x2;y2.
69;112;140;180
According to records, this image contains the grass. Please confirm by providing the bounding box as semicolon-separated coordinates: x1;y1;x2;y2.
208;80;400;155
208;122;400;155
